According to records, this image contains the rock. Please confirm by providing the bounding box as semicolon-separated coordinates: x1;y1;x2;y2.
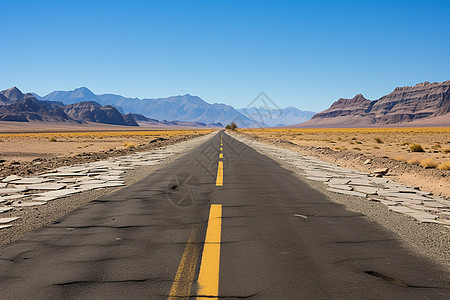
363;159;371;165
373;168;389;175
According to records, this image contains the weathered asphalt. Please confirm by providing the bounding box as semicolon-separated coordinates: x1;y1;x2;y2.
0;131;448;299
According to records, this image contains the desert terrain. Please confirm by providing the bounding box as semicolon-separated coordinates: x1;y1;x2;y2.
0;125;213;178
238;127;450;198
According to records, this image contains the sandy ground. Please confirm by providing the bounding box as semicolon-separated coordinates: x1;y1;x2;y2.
0;132;215;247
239;128;450;198
229;132;450;269
0;129;213;178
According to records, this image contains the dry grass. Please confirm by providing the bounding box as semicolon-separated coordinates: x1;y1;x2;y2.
374;137;383;143
420;158;439;168
437;161;450;170
395;156;408;162
0;130;213;140
48;137;57;142
431;143;441;149
407;159;421;165
123;142;136;149
410;143;425;152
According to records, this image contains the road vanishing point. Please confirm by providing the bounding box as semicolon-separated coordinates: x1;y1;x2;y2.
0;131;448;299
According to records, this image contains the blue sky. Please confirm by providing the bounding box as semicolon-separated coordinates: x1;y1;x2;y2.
2;0;449;111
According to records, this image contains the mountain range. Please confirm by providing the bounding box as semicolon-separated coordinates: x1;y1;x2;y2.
5;80;445;129
293;80;450;127
238;107;315;127
34;88;316;127
0;87;138;126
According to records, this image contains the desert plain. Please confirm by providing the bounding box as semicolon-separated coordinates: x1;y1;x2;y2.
238;127;450;198
0;122;212;177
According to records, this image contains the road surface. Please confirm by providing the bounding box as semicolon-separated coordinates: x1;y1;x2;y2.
0;131;448;299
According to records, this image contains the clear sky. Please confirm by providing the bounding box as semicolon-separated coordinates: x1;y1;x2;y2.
2;0;449;111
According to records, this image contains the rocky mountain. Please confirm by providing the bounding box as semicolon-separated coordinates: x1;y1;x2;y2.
0;96;72;123
0;87;138;126
294;81;450;127
62;101;138;126
36;88;261;127
0;87;26;105
238;106;315;127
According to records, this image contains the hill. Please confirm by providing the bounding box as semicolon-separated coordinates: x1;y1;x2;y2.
292;81;450;128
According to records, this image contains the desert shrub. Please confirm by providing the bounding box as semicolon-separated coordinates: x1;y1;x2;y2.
123;142;136;149
410;143;425;152
400;142;409;146
225;122;237;131
420;158;438;168
373;146;380;149
443;148;450;153
352;147;362;151
48;137;57;142
395;156;408;162
437;161;450;170
351;137;357;140
407;159;420;164
374;137;383;144
431;143;441;149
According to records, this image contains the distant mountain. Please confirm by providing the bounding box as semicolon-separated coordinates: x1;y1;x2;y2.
292;81;450;128
37;88;262;127
0;87;138;126
39;87;98;104
238;107;315;127
128;113;223;128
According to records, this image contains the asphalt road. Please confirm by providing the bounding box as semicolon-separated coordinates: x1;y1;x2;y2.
0;131;448;299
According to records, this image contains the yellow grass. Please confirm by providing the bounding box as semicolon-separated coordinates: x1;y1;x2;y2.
238;127;450;134
123;142;136;149
437;161;450;170
0;129;214;140
407;159;420;164
409;143;425;152
420;158;438;168
395;156;408;162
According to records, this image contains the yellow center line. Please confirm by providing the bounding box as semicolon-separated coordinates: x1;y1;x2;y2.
216;134;224;186
168;228;201;299
197;204;222;299
215;161;223;186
